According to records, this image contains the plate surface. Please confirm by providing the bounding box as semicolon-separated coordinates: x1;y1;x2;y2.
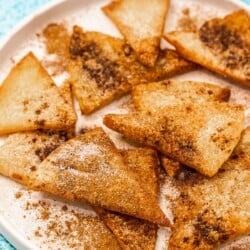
0;0;249;249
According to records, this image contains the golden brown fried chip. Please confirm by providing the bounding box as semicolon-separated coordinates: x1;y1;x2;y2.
97;209;157;250
164;10;250;87
104;102;245;177
96;148;159;250
43;23;71;58
132;80;231;177
0;53;76;135
0;130;73;185
168;127;250;249
69;26;195;114
121;149;159;195
102;0;169;66
30;128;170;226
132;80;230;113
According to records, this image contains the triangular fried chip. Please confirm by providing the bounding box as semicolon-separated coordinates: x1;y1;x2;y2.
0;53;76;135
30;128;169;226
164;10;250;87
43;23;71;58
69;26;195;114
132;80;231;176
104;102;245;177
0;130;73;185
132;80;230;113
97;209;157;250
168;127;250;249
102;0;169;66
96;148;159;250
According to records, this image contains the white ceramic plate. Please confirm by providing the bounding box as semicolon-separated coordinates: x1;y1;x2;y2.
0;0;250;249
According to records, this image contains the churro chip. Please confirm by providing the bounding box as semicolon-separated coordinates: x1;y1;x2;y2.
96;148;159;250
164;10;250;87
102;0;169;66
132;80;230;113
132;80;231;176
97;210;157;250
30;128;170;226
104;102;245;177
69;26;195;114
169;127;250;249
0;53;76;135
121;148;159;195
0;130;73;185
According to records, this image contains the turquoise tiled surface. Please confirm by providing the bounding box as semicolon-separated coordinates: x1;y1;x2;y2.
0;0;52;38
0;235;15;250
0;0;249;249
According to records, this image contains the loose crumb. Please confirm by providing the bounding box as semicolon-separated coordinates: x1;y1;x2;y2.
177;8;198;32
23;199;119;248
15;191;23;199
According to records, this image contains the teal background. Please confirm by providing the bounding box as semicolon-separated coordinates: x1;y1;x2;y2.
0;0;249;249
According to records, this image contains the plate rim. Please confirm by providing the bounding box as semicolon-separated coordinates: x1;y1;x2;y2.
229;0;250;10
0;215;31;250
0;1;69;248
0;0;249;249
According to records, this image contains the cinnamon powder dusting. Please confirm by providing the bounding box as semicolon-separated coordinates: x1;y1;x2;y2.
199;20;250;75
23;198;120;249
15;191;23;199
